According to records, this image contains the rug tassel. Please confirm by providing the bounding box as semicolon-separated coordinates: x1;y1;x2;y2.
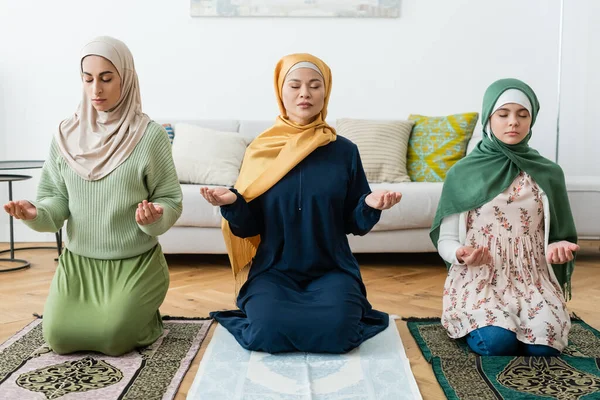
161;315;212;321
401;316;441;322
570;312;582;321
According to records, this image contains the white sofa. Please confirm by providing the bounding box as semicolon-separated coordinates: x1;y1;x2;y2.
158;119;600;254
565;176;600;240
158;119;483;254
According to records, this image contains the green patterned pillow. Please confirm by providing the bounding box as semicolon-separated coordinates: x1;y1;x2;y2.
407;113;478;182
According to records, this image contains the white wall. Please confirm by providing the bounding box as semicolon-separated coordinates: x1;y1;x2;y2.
0;0;562;242
558;0;600;176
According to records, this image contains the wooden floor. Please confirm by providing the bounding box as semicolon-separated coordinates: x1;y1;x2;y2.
1;241;599;399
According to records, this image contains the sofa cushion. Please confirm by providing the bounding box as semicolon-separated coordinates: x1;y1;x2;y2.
176;182;444;231
172;123;249;186
175;184;223;228
566;176;600;238
238;120;338;141
337;118;413;183
407;112;479;182
369;182;443;231
238;120;274;141
160;119;240;132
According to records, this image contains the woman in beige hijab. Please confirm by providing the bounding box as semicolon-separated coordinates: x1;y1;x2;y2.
3;36;182;356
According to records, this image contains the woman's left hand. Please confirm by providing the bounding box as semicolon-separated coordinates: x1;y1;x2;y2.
546;240;580;264
136;200;164;225
365;190;402;210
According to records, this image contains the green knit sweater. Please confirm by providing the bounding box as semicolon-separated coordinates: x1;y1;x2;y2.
24;122;183;260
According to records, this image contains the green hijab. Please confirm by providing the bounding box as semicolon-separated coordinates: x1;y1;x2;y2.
430;78;577;299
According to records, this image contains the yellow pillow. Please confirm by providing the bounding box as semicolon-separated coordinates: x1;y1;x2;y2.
407;113;478;182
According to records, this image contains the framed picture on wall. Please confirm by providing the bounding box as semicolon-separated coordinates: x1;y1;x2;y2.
190;0;401;18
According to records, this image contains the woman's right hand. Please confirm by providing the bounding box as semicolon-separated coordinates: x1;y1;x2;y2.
200;187;237;206
456;246;492;267
3;200;38;220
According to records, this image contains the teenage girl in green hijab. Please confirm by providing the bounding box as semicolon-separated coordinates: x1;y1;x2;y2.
430;78;578;356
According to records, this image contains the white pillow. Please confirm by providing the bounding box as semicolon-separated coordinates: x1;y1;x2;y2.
172;123;249;186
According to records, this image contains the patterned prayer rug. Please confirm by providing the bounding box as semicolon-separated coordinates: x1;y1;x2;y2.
406;316;600;400
0;316;212;399
188;318;423;399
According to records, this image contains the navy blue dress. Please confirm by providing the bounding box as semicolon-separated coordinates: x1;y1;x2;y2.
210;136;389;354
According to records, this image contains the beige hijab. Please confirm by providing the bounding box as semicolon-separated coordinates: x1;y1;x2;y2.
56;36;150;181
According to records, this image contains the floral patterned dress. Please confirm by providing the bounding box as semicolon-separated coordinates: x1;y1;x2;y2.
442;172;570;350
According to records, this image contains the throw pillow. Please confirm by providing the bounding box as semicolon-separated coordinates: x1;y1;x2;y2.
407;113;478;182
172;123;249;186
336;118;414;183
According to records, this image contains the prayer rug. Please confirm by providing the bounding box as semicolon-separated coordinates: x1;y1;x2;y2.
0;316;212;399
406;316;600;400
188;318;422;399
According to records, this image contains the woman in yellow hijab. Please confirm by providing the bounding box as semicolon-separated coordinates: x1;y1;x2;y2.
201;54;401;353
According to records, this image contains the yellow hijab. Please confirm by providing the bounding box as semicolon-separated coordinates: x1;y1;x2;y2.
222;53;337;285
